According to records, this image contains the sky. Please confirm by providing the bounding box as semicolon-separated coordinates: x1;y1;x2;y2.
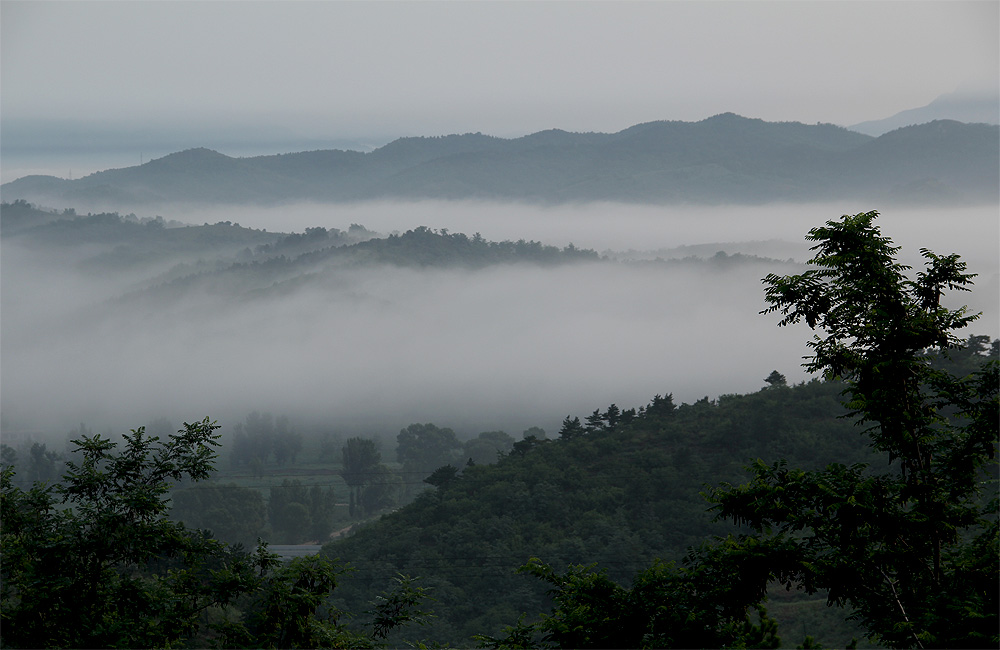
2;0;998;168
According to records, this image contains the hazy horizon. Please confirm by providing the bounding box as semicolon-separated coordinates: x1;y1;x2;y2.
3;1;998;183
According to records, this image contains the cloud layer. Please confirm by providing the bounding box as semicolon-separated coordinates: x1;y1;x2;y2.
2;202;996;441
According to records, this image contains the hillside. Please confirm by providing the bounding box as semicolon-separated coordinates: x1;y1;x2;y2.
849;89;1000;136
320;380;879;646
4;115;996;208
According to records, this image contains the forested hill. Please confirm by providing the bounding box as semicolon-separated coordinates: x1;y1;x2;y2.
4;115;997;207
1;201;609;305
320;333;998;648
321;378;880;647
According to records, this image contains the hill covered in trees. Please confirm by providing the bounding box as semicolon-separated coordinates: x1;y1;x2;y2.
321;378;880;646
3;115;996;208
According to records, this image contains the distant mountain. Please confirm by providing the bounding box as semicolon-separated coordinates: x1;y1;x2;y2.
3;114;996;208
850;90;1000;136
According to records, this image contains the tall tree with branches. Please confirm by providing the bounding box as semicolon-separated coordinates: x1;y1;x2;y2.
711;211;998;648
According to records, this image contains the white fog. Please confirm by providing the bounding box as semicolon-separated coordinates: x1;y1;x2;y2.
2;201;996;441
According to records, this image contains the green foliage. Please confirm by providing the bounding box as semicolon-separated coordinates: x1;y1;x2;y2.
169;482;268;547
712;211;999;648
558;415;585;439
463;430;516;465
268;479;337;543
764;370;788;388
397;422;465;487
24;441;62;483
424;464;461;488
324;380;875;645
341;436;383;517
369;574;435;640
0;418;253;648
0;418;431;649
0;443;15;469
480;553;781;649
229;411;301;468
341;436;382;489
322;212;996;648
359;464;403;515
220;554;364;649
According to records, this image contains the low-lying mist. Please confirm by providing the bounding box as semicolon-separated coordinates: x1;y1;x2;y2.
2;201;996;444
159;199;998;266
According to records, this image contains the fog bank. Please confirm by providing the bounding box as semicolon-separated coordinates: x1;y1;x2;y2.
2;201;996;440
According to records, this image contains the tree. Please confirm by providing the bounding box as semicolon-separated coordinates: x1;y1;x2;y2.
360;464;403;514
307;483;339;542
220;554;355;648
424;464;460;489
230;411;283;468
480;554;781;649
341;437;382;517
0;419;261;648
27;441;60;484
369;574;434;641
511;435;545;457
1;419;431;648
522;426;547;440
463;430;515;465
558;415;584;439
271;415;302;465
169;482;268;546
603;404;621;430
712;211;998;648
645;393;676;419
396;423;463;487
0;443;16;470
268;479;337;543
319;430;340;461
584;409;604;433
763;370;787;388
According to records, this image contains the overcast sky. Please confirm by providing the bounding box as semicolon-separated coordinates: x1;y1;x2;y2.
2;0;997;146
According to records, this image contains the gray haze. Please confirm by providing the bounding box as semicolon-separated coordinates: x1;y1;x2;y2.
849;88;1000;136
3;1;998;181
2;202;996;441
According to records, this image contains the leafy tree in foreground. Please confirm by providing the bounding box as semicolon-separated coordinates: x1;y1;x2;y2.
479;547;783;649
483;211;995;649
0;418;429;648
712;210;999;648
0;419;255;648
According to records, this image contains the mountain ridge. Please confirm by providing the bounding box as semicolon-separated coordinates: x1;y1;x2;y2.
3;114;996;207
850;89;1000;136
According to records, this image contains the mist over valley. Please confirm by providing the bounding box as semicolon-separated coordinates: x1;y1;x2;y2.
3;199;996;445
3;3;998;645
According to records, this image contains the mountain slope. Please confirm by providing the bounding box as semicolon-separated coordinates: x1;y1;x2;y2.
850;89;1000;136
3;115;996;207
321;381;877;646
